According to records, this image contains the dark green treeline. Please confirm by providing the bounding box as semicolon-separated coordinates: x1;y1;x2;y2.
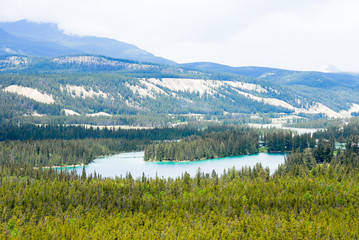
0;124;200;141
263;132;315;152
144;130;335;162
0;138;146;167
0;124;201;167
144;130;259;161
0;125;339;166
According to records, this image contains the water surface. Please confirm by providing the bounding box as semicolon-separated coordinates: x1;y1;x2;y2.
70;152;285;179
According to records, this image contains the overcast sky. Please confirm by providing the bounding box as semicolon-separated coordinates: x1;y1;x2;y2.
0;0;358;72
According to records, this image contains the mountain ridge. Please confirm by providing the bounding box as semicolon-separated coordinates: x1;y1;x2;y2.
0;27;80;56
1;20;359;122
0;20;175;65
1;55;359;122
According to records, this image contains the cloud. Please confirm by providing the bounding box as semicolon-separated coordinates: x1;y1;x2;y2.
0;0;358;71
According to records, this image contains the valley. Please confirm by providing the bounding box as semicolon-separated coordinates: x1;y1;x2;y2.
1;54;359;129
1;18;359;239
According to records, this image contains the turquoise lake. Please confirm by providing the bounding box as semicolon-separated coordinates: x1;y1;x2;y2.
68;152;285;179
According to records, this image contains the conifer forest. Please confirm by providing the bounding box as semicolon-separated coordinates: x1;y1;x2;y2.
1;121;359;238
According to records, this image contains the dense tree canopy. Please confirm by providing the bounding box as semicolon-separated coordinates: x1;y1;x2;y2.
144;130;259;161
0;122;359;238
1;153;359;238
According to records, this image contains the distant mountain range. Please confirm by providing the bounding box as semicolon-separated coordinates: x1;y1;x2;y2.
0;20;175;65
181;62;359;88
1;20;359;122
1;55;359;122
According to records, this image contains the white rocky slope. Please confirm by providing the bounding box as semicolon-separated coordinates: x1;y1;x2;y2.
60;85;108;99
0;56;30;66
63;109;80;116
3;77;357;119
3;85;55;104
126;78;356;118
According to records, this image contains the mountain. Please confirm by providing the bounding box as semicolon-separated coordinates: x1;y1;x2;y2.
319;65;341;73
2;55;359;123
0;27;80;56
180;62;288;78
181;62;359;88
0;20;175;65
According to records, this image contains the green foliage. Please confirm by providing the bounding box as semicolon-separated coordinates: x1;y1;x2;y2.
303;148;316;170
0;124;200;141
264;132;315;152
314;119;359;140
0;138;145;166
0;122;358;237
283;118;342;129
0;91;61;121
0;160;359;238
144;129;259;161
0;55;324;123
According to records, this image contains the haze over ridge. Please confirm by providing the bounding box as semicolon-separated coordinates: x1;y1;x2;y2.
0;0;358;72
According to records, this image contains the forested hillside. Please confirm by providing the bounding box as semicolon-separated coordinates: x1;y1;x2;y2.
1;55;359;126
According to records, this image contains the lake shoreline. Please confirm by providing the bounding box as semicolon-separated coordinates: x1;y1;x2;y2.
83;152;285;178
44;151;141;169
145;151;287;163
57;151;285;179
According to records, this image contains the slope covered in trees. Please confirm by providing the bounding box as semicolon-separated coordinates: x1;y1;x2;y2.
2;54;359;123
1;153;359;238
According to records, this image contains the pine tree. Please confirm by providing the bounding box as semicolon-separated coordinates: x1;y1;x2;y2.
303;148;316;170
